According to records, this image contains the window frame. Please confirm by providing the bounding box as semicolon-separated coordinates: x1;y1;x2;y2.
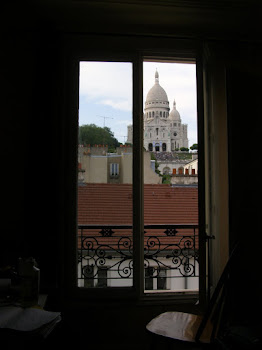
61;35;207;306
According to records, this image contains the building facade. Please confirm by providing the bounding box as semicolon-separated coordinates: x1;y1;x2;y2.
127;70;188;151
78;145;162;184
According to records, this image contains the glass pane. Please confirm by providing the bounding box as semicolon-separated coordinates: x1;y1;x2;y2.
78;61;133;288
143;61;199;293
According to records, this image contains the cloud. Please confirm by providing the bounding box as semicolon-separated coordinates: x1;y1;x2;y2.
80;62;132;104
100;99;132;112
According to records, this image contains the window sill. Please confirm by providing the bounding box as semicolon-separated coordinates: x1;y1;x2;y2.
58;285;199;310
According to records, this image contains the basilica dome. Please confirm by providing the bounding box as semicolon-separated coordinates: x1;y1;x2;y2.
145;70;169;105
169;100;181;121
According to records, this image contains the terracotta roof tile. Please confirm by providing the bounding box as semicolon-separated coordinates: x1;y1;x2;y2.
78;184;198;250
78;183;198;225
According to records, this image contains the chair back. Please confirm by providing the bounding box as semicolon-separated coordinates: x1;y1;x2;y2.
195;243;239;343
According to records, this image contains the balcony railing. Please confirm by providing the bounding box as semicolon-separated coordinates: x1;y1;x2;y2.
78;224;199;289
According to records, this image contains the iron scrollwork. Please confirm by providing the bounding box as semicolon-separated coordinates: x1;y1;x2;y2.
78;224;198;287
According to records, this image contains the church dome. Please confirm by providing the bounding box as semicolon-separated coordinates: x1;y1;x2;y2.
169;100;181;121
145;70;169;104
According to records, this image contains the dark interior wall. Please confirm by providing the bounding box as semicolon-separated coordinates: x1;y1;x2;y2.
227;59;262;324
2;1;262;347
1;28;62;290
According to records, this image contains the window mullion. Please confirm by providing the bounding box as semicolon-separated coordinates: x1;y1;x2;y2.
196;53;208;308
132;55;144;298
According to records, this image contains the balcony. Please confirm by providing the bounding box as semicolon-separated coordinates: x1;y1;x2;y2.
78;224;199;291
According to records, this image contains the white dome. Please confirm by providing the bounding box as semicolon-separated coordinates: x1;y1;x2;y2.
169;100;181;121
145;70;169;104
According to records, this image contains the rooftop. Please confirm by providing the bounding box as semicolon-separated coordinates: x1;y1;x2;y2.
78;183;198;225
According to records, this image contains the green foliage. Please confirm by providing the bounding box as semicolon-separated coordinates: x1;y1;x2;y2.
79;124;120;149
190;143;198;150
162;174;171;184
150;152;161;175
180;147;189;152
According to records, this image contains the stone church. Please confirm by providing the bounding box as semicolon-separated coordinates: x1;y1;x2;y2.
127;70;188;151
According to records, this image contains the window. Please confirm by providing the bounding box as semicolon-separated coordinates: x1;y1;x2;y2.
73;50;206;302
78;61;133;289
143;59;200;295
145;267;154;290
110;163;119;176
144;267;168;290
157;268;167;290
96;268;108;288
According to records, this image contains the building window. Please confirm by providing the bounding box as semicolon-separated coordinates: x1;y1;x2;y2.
96;268;108;288
110;163;119;176
145;267;167;290
148;143;153;151
163;166;170;174
157;268;167;290
145;267;154;290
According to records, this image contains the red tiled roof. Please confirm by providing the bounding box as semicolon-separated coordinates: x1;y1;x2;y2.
78;184;198;251
78;183;198;225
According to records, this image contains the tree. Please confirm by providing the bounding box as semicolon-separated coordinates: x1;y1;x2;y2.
180;147;189;152
190;143;198;150
79;124;120;149
162;174;171;184
150;152;161;175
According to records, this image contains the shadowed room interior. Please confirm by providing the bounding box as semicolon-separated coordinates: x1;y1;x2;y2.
1;1;262;349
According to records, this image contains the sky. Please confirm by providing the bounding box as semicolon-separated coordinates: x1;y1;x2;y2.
79;61;197;146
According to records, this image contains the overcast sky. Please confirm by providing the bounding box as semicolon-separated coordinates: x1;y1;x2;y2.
79;61;197;146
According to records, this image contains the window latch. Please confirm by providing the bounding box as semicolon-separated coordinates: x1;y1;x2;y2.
204;233;215;241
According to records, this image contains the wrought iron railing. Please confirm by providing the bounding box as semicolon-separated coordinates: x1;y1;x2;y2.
78;224;199;289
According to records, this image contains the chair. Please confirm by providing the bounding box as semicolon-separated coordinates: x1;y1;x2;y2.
146;245;238;348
